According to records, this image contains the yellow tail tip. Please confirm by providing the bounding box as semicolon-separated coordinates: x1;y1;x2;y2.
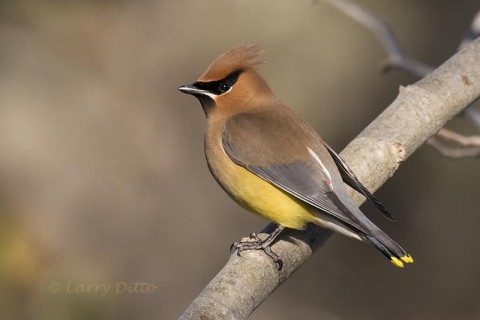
390;257;404;268
391;254;414;267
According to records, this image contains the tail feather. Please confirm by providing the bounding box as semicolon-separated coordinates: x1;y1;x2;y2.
365;231;413;268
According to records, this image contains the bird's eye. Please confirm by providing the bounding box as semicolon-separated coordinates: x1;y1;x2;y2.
219;82;231;93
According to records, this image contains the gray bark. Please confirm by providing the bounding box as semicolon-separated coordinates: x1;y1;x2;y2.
179;38;480;320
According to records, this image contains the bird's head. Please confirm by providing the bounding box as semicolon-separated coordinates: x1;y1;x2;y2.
178;44;275;117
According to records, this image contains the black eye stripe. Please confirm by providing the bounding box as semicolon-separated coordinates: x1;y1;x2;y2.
193;69;242;95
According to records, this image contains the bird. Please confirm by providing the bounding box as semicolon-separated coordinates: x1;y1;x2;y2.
178;44;413;269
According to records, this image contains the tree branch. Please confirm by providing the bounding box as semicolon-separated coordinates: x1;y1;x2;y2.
325;0;480;157
435;128;480;146
323;0;433;76
179;36;480;320
426;128;480;159
461;10;480;131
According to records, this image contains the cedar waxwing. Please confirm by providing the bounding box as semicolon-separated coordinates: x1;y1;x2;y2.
178;45;413;269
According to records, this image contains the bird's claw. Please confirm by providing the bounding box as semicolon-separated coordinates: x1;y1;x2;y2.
230;233;284;270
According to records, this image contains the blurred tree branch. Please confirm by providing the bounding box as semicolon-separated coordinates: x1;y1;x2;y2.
179;36;480;320
325;0;480;158
323;0;434;76
427;128;480;158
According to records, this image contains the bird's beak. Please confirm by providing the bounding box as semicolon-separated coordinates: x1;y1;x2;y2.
178;83;205;95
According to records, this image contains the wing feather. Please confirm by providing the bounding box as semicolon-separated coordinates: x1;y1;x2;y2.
322;142;395;221
222;108;371;234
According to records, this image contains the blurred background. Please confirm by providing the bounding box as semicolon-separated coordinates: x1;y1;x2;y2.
0;0;479;319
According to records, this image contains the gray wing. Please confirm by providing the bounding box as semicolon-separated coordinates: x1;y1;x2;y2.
222;109;371;235
322;142;395;221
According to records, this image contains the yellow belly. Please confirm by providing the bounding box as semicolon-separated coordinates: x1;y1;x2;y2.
207;146;317;230
227;166;318;230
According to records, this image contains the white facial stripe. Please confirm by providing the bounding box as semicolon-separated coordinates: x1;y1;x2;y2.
206;87;231;101
202;91;217;100
307;147;333;190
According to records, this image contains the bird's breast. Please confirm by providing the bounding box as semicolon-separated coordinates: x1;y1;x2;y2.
203;120;317;230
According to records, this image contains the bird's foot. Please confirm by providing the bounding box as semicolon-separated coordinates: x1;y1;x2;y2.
230;227;285;270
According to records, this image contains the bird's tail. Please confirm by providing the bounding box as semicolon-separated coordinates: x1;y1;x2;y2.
364;228;413;268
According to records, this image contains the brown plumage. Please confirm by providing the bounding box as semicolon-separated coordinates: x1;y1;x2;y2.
199;44;265;82
179;44;413;268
